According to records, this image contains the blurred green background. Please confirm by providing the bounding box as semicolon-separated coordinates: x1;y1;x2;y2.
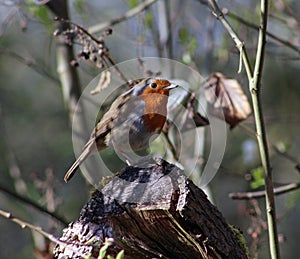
0;0;300;258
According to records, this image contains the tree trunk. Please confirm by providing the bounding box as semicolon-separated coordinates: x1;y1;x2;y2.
54;158;248;259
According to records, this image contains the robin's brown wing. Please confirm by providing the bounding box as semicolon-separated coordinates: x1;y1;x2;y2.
64;91;133;182
64;79;149;182
98;100;146;145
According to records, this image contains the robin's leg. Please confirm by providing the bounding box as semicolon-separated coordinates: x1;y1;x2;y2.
116;150;139;165
117;150;156;166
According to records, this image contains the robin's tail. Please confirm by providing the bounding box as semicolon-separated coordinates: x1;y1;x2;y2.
64;147;92;183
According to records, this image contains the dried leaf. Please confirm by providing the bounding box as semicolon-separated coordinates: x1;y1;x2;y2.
90;70;111;95
204;72;251;128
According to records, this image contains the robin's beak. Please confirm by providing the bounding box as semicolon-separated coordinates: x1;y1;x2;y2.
164;83;178;90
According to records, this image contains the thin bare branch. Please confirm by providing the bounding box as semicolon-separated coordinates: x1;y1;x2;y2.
250;1;280;258
0;108;67;225
239;124;300;172
165;0;173;60
0;183;67;225
252;1;268;92
207;0;253;78
105;55;130;87
229;182;300;200
272;145;300;171
88;0;158;34
277;1;300;24
206;0;280;258
0;208;65;246
0;46;60;84
227;12;300;56
56;17;103;44
162;131;179;161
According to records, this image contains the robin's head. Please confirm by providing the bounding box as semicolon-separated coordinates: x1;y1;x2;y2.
129;78;178;132
132;78;178;96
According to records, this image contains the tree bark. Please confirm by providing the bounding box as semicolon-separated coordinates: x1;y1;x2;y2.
54;158;248;259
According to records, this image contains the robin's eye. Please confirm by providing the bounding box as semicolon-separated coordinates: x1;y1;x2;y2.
150;83;157;88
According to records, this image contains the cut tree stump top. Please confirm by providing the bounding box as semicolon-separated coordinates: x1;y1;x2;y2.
54;158;248;259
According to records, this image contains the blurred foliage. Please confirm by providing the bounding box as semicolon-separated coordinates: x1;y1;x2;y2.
97;240;124;259
0;0;300;258
127;0;140;9
250;166;265;189
285;191;300;210
26;3;54;31
178;27;198;64
144;11;154;29
73;0;85;14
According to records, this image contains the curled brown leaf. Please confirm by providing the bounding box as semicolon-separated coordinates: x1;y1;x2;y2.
90;70;111;95
204;72;251;128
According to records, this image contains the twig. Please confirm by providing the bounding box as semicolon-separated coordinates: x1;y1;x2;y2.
0;208;99;254
57;17;103;44
0;108;67;225
227;12;300;56
165;0;173;60
239;124;300;172
56;17;131;87
250;1;280;258
105;55;130;87
229;182;300;200
207;1;280;258
0;7;18;36
207;0;253;77
272;145;300;172
0;183;68;225
271;2;300;25
0;46;60;84
162;131;179;161
0;208;65;246
88;0;158;34
199;0;300;56
252;1;267;91
247;199;267;258
283;4;300;24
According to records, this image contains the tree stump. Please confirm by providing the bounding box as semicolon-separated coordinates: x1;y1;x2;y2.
54;158;248;259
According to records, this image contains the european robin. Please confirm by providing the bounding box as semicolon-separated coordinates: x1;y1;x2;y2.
64;78;178;182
